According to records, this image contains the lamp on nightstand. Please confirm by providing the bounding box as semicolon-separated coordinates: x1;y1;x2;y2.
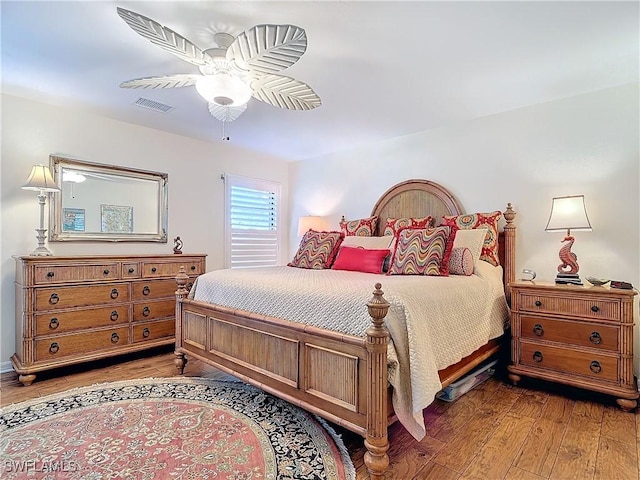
22;164;60;256
545;195;592;285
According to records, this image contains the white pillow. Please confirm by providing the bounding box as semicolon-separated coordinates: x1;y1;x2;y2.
341;236;394;250
452;228;487;270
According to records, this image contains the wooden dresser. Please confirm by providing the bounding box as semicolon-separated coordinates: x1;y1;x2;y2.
508;280;638;410
12;254;206;386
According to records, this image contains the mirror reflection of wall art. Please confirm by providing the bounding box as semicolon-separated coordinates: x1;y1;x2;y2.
101;205;133;233
62;208;85;232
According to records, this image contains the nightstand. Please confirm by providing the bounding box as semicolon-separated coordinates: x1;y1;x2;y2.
508;280;638;410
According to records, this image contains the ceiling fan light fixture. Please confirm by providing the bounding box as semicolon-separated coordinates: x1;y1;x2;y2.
195;74;252;107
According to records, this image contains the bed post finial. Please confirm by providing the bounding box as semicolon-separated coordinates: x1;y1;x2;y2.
365;283;390;478
174;266;190;374
503;203;516;305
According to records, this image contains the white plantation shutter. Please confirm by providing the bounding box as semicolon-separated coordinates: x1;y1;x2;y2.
224;174;281;269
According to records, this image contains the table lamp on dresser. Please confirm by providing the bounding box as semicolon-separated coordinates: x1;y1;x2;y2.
22;164;60;256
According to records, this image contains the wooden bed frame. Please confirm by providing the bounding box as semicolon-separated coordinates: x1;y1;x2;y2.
174;179;516;478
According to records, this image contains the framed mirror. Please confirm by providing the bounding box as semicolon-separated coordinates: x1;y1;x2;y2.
49;156;168;242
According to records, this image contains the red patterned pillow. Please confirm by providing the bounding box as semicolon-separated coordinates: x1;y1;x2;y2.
441;211;502;266
288;230;344;269
387;226;453;276
332;247;390;274
383;216;433;236
448;247;474;276
339;216;378;236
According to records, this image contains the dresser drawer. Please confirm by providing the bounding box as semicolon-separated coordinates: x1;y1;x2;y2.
520;341;618;382
142;258;204;278
132;319;174;343
35;306;130;335
518;292;620;321
35;284;130;311
34;263;120;285
133;299;175;321
122;262;140;279
35;327;129;361
133;279;180;300
520;314;619;351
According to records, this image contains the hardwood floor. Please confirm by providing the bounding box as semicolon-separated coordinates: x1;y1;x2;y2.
2;347;638;480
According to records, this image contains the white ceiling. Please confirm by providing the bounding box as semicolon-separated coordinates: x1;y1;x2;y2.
2;1;637;161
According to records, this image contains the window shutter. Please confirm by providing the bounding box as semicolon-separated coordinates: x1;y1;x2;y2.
225;174;281;269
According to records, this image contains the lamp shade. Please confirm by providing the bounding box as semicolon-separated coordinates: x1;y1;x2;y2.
22;165;60;192
297;216;325;236
545;195;592;232
195;74;252;107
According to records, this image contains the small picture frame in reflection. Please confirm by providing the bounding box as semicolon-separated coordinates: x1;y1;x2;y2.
101;204;133;233
62;208;85;232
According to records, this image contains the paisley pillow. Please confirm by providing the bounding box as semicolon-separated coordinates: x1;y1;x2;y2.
339;216;378;236
441;211;502;266
383;216;433;237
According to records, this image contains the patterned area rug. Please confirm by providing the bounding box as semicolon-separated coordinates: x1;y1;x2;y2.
0;377;355;479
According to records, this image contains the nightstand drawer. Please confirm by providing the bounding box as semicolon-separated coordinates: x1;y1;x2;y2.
520;341;618;382
518;292;620;321
520;315;619;351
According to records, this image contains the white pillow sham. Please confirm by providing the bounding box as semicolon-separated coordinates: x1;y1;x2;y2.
452;228;487;270
341;235;394;250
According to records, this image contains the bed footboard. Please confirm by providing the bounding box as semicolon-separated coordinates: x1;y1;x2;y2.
174;270;391;478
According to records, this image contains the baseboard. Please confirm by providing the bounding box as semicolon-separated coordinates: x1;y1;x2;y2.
0;361;14;374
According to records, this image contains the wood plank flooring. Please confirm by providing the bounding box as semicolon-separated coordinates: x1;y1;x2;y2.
2;347;638;480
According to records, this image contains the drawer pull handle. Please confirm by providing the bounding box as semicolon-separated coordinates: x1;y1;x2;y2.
143;328;150;338
532;324;544;336
191;265;196;271
590;361;602;374
533;351;543;363
142;306;150;317
110;289;119;299
47;271;55;278
111;333;120;344
128;267;135;274
535;300;542;307
49;318;59;330
49;293;60;305
49;342;60;354
110;311;119;321
589;331;602;345
142;286;151;296
591;305;600;313
103;269;110;275
151;267;157;273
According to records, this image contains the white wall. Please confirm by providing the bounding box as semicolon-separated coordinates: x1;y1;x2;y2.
289;84;640;371
0;93;290;366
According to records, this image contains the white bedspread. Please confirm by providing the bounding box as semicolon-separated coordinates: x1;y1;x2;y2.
189;262;508;440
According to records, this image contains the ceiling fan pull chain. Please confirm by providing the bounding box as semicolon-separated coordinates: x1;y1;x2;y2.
221;120;230;141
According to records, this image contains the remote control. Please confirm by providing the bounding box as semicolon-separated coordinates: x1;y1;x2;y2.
610;280;633;290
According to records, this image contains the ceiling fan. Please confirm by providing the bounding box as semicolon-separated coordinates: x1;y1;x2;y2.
116;7;321;125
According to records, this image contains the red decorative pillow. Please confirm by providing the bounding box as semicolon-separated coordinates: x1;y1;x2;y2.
448;247;474;276
387;226;453;276
332;246;390;274
288;230;344;269
339;216;378;236
383;216;433;237
441;211;502;266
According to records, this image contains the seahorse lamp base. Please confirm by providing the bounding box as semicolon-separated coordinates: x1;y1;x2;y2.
555;233;583;285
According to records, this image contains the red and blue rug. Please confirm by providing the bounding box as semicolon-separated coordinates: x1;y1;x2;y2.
0;377;355;479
